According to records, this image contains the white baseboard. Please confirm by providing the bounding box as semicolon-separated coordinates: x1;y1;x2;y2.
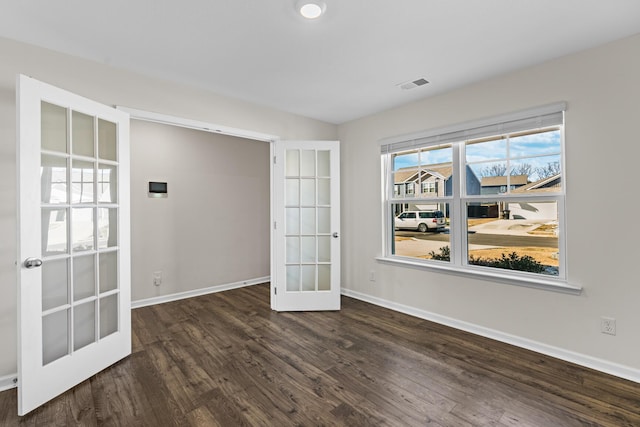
132;276;270;309
0;373;17;392
341;288;640;384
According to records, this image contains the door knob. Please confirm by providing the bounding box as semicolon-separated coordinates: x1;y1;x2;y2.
24;258;43;269
332;232;339;238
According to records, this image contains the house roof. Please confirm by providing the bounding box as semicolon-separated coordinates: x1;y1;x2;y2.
394;164;452;184
512;174;561;193
481;175;529;187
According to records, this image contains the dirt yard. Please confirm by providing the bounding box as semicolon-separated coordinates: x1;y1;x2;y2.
397;218;559;266
467;246;559;266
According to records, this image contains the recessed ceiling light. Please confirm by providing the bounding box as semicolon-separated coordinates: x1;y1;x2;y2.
296;1;326;19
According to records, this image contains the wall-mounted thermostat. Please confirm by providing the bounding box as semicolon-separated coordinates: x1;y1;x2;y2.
148;181;168;198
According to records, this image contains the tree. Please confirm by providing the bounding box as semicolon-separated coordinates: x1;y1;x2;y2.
480;162;533;179
511;163;533;177
480;163;507;177
535;161;561;179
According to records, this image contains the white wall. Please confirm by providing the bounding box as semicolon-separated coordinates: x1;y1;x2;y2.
3;31;639;385
338;33;640;374
0;37;337;380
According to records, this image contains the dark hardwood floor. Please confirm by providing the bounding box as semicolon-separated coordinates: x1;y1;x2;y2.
2;283;639;426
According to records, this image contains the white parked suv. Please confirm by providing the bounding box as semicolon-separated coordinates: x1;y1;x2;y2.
395;210;445;232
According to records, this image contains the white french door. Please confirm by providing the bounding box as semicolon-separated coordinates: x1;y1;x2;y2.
17;75;131;415
272;140;340;311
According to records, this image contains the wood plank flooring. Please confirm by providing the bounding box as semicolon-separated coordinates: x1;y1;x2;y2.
2;283;640;426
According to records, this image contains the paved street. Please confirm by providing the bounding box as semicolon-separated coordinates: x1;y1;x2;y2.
395;230;558;248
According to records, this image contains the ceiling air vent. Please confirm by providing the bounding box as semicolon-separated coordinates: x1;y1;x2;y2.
397;78;429;90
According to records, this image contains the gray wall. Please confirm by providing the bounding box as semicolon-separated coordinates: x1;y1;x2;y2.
338;33;640;373
130;121;270;301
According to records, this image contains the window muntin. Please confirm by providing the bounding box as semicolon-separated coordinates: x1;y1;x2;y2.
385;125;565;281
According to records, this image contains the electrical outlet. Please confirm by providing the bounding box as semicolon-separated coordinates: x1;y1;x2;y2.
601;317;616;335
369;270;376;282
153;271;162;286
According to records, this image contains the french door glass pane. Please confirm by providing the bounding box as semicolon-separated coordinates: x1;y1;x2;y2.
300;208;315;234
301;237;315;262
99;294;118;338
286;149;299;176
97;208;118;249
41;102;67;153
300;150;315;176
72;208;94;251
73;254;96;301
301;265;315;291
41;154;67;204
286;208;299;234
72;111;95;157
318;236;330;262
98;119;117;161
74;301;96;351
317;150;330;176
99;252;118;293
286;237;300;263
42;309;69;365
286;266;300;291
318;265;330;291
300;179;315;205
42;208;68;256
71;160;95;204
42;259;68;311
317;178;330;205
285;179;299;206
317;208;330;234
97;164;117;203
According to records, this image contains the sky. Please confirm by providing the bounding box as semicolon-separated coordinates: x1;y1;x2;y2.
394;129;561;182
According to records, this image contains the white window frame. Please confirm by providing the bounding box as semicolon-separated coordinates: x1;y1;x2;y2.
421;181;436;194
405;182;414;195
378;102;581;294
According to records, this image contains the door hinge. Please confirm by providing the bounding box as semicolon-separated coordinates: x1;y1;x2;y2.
273;221;277;230
274;287;277;295
273;155;277;164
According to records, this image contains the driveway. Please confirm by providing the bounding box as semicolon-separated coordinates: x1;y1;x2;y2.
469;219;556;236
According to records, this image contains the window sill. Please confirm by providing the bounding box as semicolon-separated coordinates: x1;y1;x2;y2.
375;256;582;295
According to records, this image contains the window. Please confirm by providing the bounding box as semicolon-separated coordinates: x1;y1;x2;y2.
405;183;414;195
381;103;568;286
421;181;437;194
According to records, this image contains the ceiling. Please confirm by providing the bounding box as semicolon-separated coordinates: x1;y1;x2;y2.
1;1;640;124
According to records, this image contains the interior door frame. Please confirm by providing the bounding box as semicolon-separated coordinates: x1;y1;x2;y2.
116;107;282;309
270;140;341;312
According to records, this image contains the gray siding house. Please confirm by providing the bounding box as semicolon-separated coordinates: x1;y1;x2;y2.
393;164;481;215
